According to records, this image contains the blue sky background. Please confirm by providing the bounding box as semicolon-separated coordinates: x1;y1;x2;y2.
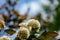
0;0;38;9
0;0;59;21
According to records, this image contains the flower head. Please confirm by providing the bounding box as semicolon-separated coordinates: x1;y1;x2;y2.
0;36;10;40
27;19;41;32
19;23;32;32
17;27;30;39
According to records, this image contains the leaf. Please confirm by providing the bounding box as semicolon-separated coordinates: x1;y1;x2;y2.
33;38;40;40
47;32;58;38
30;30;37;35
36;13;41;21
0;15;4;20
0;23;4;30
12;23;19;28
2;14;10;19
42;20;47;26
6;0;11;5
5;29;16;35
12;0;18;6
0;20;5;30
39;35;52;40
31;13;41;21
43;6;51;13
47;22;53;26
12;10;20;16
38;31;58;40
21;14;28;20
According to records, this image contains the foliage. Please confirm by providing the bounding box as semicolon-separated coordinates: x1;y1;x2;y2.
0;0;60;40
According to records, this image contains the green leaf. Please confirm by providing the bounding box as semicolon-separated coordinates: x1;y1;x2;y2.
5;29;16;35
47;32;58;38
38;31;58;40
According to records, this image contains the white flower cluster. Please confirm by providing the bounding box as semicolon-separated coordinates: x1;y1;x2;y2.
19;22;32;31
17;19;41;39
27;19;41;32
0;36;10;40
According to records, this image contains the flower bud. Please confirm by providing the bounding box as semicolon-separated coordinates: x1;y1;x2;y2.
27;19;41;32
19;23;32;31
0;36;10;40
17;27;30;39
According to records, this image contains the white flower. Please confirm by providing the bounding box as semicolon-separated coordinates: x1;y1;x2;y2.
0;36;10;40
17;27;30;39
27;19;41;32
19;23;32;32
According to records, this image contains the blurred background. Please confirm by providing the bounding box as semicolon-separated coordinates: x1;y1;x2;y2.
0;0;60;40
